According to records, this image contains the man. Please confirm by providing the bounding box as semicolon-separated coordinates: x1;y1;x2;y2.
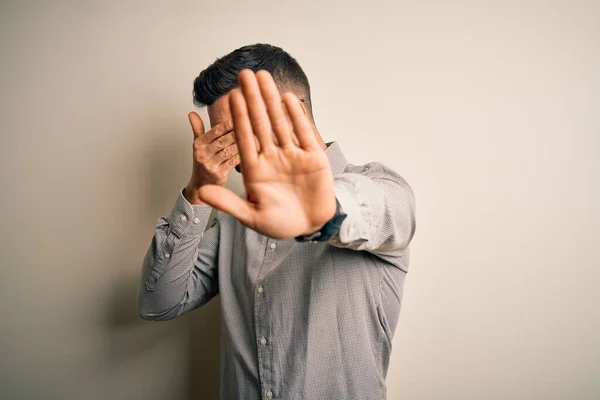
138;43;416;400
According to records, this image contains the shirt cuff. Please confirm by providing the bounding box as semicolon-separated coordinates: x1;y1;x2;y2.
333;180;368;244
167;188;213;237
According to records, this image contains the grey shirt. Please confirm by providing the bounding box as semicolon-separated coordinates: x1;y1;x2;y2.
138;142;416;400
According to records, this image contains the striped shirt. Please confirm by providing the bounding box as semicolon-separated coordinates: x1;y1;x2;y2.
138;141;416;400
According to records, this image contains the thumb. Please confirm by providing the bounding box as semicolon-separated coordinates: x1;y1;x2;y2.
188;111;205;139
198;185;256;227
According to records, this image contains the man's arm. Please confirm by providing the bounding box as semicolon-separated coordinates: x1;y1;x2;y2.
138;191;219;321
138;112;240;321
329;162;416;264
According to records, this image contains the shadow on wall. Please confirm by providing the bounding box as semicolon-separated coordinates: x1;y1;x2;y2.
102;117;222;400
104;276;221;400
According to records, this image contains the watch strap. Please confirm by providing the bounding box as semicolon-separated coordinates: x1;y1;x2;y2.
295;197;347;243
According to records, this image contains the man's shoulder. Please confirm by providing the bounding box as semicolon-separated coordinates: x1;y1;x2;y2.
342;160;399;177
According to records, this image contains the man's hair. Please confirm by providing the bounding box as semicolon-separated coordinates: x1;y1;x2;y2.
193;44;313;118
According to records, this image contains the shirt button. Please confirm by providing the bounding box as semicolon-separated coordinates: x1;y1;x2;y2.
164;253;171;259
257;286;264;295
259;337;267;345
270;242;276;250
265;391;273;399
180;215;187;222
193;217;200;224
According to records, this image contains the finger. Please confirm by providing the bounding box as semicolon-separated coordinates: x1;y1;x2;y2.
207;132;236;155
198;185;256;227
211;143;239;165
238;69;276;154
188;112;205;139
282;93;319;150
281;101;300;147
218;153;241;173
201;119;234;144
229;88;258;165
256;70;293;148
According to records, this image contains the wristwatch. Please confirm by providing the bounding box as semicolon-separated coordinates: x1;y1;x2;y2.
295;197;348;243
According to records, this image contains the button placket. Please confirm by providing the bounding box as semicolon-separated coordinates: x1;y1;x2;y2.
255;238;277;397
255;285;272;398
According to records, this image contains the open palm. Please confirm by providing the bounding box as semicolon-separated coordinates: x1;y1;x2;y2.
197;70;336;239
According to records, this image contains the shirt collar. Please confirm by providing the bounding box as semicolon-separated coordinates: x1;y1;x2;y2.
325;141;348;175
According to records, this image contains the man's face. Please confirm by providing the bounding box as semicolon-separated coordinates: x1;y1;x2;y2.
207;92;242;172
207;92;232;128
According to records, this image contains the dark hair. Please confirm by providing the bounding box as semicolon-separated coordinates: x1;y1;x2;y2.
193;43;313;118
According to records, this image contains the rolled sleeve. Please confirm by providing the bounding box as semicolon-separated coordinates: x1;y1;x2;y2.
328;163;416;264
334;178;383;245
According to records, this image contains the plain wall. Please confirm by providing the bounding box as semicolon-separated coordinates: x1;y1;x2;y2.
1;1;598;399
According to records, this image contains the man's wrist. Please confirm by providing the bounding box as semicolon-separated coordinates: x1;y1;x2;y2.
299;197;337;236
183;185;205;205
296;197;347;243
